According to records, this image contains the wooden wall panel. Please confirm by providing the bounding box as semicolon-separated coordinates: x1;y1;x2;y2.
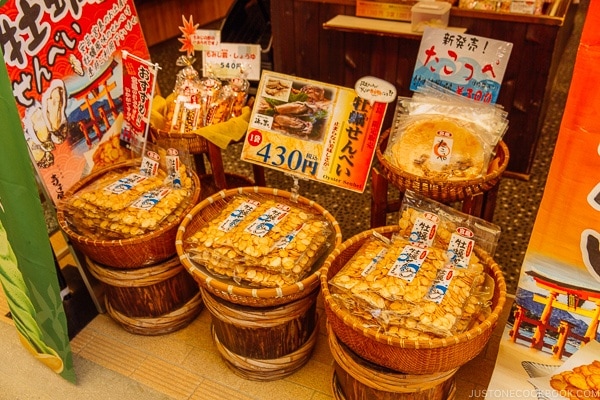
270;0;577;178
135;0;235;47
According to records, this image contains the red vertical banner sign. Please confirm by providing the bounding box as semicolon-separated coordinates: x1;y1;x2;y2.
121;50;158;155
486;2;600;399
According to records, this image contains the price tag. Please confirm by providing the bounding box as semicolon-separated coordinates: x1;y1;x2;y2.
241;71;389;193
202;43;262;81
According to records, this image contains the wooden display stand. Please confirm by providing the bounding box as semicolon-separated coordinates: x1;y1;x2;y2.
196;140;266;191
270;0;577;179
370;167;502;228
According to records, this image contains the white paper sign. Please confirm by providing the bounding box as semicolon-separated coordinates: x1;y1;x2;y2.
191;29;221;51
202;43;262;81
410;27;513;103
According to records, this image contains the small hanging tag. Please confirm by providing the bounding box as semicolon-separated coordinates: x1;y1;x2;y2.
140;150;161;177
284;173;305;202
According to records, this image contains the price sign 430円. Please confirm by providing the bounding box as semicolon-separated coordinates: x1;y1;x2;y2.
241;72;392;193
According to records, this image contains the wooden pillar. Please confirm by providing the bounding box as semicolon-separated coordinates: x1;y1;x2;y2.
509;305;525;343
583;301;600;344
553;321;571;360
532;291;558;350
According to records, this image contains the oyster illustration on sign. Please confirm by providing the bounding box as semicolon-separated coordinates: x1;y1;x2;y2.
42;79;68;145
22;79;70;169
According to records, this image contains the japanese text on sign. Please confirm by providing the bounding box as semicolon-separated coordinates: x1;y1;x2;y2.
203;43;262;81
241;71;389;193
1;0;150;204
191;29;220;51
410;28;513;104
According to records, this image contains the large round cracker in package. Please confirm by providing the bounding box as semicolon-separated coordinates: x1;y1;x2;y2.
389;116;486;180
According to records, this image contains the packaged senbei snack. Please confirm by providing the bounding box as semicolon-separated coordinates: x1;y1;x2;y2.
408;264;487;337
69;171;163;213
228;77;250;118
397;190;502;259
384;86;508;181
164;55;204;133
329;233;391;311
329;229;490;339
185;194;333;288
63;163;195;239
372;237;450;303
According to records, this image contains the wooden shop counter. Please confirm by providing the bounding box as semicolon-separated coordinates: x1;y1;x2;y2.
270;0;577;178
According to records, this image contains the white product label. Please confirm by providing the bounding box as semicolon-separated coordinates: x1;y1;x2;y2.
361;248;388;277
104;173;147;194
409;211;439;246
218;200;260;232
388;245;429;283
424;267;455;304
273;223;304;250
131;187;172;211
430;132;454;168
447;227;475;268
244;203;291;237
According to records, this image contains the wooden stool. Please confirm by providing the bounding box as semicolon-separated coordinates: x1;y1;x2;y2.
199;140;266;190
152;129;266;191
370;167;502;228
197;140;266;191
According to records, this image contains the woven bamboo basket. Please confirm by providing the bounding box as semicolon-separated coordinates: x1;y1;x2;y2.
203;287;319;381
86;256;203;335
320;225;507;375
57;159;201;268
376;129;510;203
176;186;343;307
150;126;209;154
328;324;457;400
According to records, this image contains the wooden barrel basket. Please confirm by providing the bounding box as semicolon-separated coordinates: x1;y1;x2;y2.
87;256;203;335
328;324;457;400
320;225;506;375
177;187;343;380
57;160;201;269
201;287;319;381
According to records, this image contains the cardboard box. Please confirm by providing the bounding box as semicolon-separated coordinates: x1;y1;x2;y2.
355;0;417;22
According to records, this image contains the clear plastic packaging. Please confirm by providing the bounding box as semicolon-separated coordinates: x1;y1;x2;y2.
185;194;334;287
63;162;194;239
384;85;508;180
164;56;204;133
397;190;502;258
328;231;491;338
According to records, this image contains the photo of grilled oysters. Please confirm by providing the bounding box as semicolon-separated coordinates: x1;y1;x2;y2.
258;80;332;141
23;79;70;169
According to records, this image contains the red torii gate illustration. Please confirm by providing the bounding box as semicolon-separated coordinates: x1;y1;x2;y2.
510;270;600;360
70;59;120;148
